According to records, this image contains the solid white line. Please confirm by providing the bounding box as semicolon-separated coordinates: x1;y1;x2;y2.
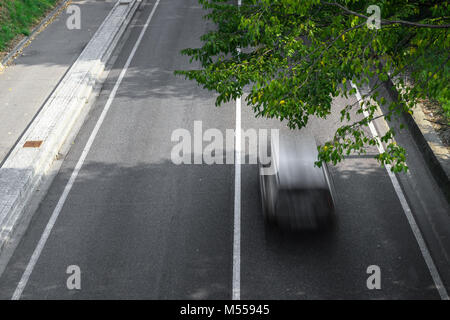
11;0;161;300
232;95;241;301
232;0;242;301
351;81;449;300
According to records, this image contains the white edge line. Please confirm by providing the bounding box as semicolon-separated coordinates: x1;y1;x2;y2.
11;0;161;300
350;81;449;300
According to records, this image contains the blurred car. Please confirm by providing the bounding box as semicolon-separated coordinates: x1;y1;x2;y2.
258;134;336;230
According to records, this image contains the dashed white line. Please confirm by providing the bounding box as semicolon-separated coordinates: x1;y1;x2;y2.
351;81;449;300
11;0;161;300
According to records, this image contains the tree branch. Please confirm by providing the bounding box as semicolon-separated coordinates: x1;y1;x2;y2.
323;1;450;29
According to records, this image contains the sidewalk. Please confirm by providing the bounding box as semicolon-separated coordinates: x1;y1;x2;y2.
0;0;116;164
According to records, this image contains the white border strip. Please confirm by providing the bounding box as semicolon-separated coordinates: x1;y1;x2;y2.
351;81;449;300
11;0;161;300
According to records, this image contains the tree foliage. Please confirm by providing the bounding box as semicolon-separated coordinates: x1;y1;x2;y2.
176;0;450;172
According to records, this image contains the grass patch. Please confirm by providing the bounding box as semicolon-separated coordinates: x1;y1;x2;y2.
0;0;60;52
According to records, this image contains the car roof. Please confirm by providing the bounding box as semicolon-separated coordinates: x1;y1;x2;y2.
273;134;328;190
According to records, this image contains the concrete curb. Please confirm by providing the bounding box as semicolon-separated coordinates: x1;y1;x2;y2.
383;79;450;201
0;0;140;254
1;0;72;68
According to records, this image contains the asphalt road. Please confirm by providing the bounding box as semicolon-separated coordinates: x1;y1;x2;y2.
0;0;449;299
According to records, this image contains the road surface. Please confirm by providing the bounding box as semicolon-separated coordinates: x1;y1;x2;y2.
0;0;449;299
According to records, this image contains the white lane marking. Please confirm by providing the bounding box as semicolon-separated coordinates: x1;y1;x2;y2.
351;81;449;300
232;0;242;301
232;95;241;301
11;0;161;300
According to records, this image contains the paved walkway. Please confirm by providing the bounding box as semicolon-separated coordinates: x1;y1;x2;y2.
0;0;115;164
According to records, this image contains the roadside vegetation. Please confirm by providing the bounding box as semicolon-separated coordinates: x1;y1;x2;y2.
0;0;60;52
412;43;450;124
177;0;450;172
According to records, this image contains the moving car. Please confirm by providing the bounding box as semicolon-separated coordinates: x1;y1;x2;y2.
258;134;336;230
